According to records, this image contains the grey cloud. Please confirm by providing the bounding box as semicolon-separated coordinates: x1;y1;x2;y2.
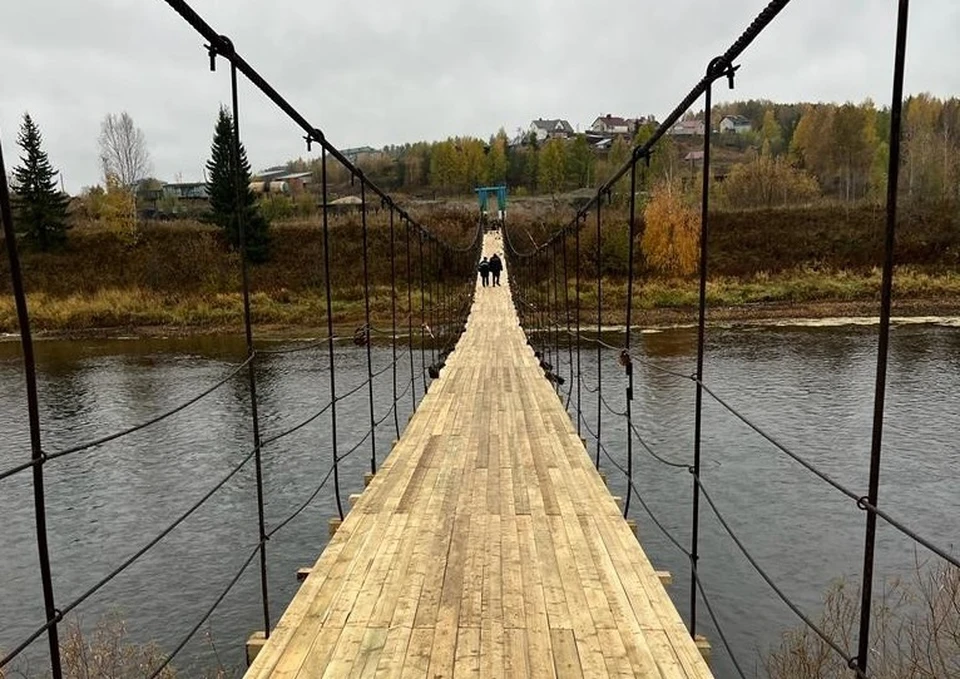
2;0;957;193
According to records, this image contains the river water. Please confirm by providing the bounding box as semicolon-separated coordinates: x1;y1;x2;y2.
0;322;957;678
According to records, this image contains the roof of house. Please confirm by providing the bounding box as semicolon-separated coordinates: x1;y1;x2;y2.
593;114;631;128
721;114;751;125
531;118;574;134
673;119;704;129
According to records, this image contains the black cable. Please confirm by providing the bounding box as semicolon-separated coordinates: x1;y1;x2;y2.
267;465;336;539
0;457;39;484
45;355;253;461
694;475;865;674
1;445;258;667
147;543;262;679
690;565;748;679
629;423;691;469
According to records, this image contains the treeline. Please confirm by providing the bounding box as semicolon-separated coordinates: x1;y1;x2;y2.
284;95;960;210
289;129;623;199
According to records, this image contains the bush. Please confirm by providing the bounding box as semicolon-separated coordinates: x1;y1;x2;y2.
642;180;700;276
766;562;960;679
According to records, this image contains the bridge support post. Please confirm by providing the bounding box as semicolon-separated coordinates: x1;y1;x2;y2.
246;631;267;666
694;635;712;665
328;517;342;537
364;472;375;487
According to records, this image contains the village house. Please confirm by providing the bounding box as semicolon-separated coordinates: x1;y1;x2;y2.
589;114;659;137
669;119;706;136
590;114;632;135
529;118;575;142
719;115;752;134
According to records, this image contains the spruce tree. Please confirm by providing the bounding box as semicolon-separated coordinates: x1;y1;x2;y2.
206;107;269;263
13;113;70;250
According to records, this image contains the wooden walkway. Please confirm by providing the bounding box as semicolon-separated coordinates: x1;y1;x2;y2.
245;233;713;678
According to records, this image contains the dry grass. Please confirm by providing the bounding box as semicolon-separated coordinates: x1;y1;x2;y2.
766;562;960;679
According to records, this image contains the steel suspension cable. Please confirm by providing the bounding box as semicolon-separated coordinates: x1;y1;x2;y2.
856;2;911;674
689;56;722;639
0;132;62;679
226;56;271;641
405;217;418;411
418;229;427;393
623;160;638;518
575;215;583;438
561;230;575;407
595;199;603;470
390;207;401;439
359;179;378;475
320;148;344;521
1;444;259;671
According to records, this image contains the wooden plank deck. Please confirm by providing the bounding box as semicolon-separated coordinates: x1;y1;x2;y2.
245;233;713;678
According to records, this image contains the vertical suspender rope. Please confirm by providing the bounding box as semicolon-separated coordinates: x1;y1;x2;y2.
623;160;638;518
390;207;400;438
691;57;726;637
856;1;909;673
0;130;63;679
562;232;574;402
321;147;345;521
228;60;271;637
359;178;378;475
418;228;428;393
575;215;583;439
595;199;603;469
432;237;440;365
551;240;561;391
405;217;418;412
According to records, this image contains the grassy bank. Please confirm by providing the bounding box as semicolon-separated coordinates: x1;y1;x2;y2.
2;267;958;337
1;204;958;336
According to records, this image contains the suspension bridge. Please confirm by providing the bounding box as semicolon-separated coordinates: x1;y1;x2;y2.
3;0;958;677
243;232;711;677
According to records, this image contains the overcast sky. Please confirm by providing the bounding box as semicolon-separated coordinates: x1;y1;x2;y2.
2;0;957;194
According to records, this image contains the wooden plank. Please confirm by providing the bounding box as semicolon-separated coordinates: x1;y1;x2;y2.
244;232;714;679
550;629;584;679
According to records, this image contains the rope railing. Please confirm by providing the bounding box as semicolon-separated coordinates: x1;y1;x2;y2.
504;0;951;675
0;0;480;674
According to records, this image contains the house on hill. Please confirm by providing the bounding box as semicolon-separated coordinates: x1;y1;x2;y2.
719;115;752;134
529;118;575;142
591;114;632;135
669;119;706;136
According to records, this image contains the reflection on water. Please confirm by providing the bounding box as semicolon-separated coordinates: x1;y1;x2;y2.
1;323;958;678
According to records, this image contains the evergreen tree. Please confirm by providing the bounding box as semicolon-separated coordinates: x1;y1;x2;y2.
206;107;269;263
12;113;70;250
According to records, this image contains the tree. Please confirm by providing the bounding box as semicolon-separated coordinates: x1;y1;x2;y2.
98;112;151;187
566;134;594;188
719;145;821;209
537;138;567;197
641;179;699;276
206;107;270;263
760;109;784;154
486;130;509;185
12;113;70;250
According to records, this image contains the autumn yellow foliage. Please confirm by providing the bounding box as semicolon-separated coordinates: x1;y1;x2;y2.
641;180;700;276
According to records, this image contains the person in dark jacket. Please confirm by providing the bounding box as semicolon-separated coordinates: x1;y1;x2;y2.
489;254;503;286
478;257;490;287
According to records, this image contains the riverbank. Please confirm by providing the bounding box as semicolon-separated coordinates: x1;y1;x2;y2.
2;205;959;338
3;280;958;341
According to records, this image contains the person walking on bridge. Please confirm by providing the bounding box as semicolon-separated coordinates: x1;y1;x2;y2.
489;253;503;286
478;257;490;287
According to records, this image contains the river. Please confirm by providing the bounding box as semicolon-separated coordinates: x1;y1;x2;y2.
1;322;957;678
